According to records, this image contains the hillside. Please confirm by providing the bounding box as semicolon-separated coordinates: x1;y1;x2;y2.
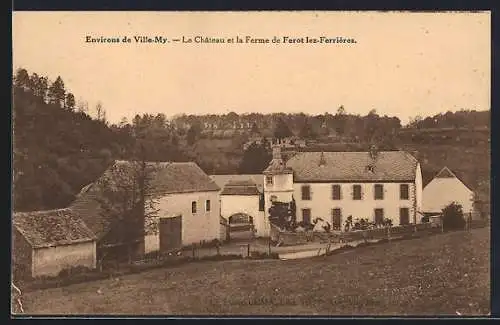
13;68;490;212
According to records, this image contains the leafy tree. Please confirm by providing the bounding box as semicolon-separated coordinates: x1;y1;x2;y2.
273;117;293;140
250;122;260;135
442;202;465;230
298;119;317;139
238;143;272;174
14;68;30;91
268;200;296;231
47;76;66;107
31;74;49;102
65;93;76;111
186;123;201;146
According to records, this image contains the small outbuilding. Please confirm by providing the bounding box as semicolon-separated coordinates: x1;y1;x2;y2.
422;167;474;216
12;208;97;279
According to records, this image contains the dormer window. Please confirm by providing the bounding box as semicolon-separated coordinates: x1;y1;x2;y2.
366;165;375;173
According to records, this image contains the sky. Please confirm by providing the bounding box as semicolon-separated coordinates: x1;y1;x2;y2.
12;11;490;125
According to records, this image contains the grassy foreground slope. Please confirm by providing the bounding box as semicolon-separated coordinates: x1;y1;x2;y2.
22;227;490;316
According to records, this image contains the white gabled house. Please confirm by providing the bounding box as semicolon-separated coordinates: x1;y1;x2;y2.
217;145;424;237
71;160;221;257
143;162;221;253
262;146;423;233
422;166;474;216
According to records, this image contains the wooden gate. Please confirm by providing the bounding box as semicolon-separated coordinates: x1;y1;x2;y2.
229;213;255;241
159;216;182;253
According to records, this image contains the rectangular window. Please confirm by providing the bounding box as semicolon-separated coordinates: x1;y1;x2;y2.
374;208;384;225
191;201;197;214
332;208;342;230
400;184;409;200
352;185;362;200
302;208;311;224
400;208;410;225
265;176;273;185
374;184;384;200
301;185;311;200
332;184;341;200
259;193;265;211
205;200;211;212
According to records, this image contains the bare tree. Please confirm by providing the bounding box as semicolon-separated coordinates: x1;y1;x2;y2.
95;101;104;121
96;146;159;265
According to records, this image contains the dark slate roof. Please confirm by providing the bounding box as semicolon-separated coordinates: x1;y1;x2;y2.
143;161;220;195
13;208;96;248
221;180;260;196
286;151;418;182
69;185;112;240
69;160;220;239
210;174;264;193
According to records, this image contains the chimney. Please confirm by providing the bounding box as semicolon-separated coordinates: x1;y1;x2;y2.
319;152;326;166
272;145;282;161
369;144;378;160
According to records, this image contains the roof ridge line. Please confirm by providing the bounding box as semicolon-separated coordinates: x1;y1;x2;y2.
14;207;72;215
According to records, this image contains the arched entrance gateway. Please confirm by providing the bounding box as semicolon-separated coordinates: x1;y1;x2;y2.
228;213;255;241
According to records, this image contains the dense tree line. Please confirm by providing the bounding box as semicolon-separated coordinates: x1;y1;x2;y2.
407;110;490;130
12;68;184;212
13;67;490;212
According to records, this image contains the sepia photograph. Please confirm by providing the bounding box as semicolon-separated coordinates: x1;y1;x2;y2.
11;11;491;316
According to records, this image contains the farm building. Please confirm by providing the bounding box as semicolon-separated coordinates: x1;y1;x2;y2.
12;208;96;278
71;160;221;257
70;162;147;263
422;166;474;217
220;180;267;237
210;174;267;238
214;145;423;237
144;161;221;253
264;146;424;234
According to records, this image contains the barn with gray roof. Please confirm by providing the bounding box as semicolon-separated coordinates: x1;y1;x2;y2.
12;208;96;278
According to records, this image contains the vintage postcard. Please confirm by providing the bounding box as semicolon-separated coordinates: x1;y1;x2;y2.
11;11;491;317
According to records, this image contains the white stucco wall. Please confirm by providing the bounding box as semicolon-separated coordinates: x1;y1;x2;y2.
263;173;294;220
415;164;423;215
220;194;268;236
422;177;474;214
293;182;418;227
263;173;294;193
145;191;220;252
32;241;96;277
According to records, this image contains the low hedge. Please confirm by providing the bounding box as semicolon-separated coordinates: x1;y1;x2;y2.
249;251;280;259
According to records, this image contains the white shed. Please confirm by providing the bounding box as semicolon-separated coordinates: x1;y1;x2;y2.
422;167;474;215
12;209;97;278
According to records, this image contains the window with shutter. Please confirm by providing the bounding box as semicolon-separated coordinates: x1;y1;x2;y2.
332;208;342;230
301;185;311;200
374;184;384;200
332;184;341;200
352;185;362;200
400;184;409;200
